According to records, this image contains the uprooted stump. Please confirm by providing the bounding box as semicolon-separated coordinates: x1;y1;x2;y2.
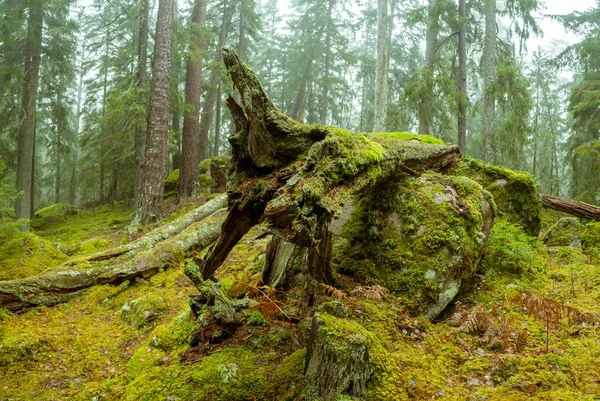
304;302;371;400
188;49;462;292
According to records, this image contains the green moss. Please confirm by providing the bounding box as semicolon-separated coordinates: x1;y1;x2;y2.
34;203;79;219
198;158;212;175
541;217;582;247
150;308;197;351
0;334;49;366
124;347;272;401
484;219;547;274
581;221;600;259
245;309;268;326
120;294;167;330
0;224;69;280
452;157;542;236
336;172;494;318
271;349;306;399
371;131;445;145
164;168;180;198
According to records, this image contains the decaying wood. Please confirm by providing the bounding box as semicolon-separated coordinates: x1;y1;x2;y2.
194;49;462;283
67;194;227;264
0;211;225;313
541;193;600;221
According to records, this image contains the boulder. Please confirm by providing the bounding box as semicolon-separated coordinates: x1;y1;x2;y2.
541;217;582;247
582;221;600;257
451;158;541;236
334;172;495;320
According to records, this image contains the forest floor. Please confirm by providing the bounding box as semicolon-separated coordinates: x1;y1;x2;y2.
1;198;600;400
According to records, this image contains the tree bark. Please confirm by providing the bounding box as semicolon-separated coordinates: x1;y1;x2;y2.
134;0;150;213
179;0;208;199
15;0;43;229
213;80;222;156
70;39;85;206
193;50;461;282
319;0;334;125
374;0;388;132
541;194;600;221
482;0;496;164
0;211;224;313
418;0;439;136
198;0;234;161
457;0;467;154
71;194;226;264
138;0;175;225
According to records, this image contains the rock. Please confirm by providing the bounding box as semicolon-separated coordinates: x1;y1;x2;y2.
582;222;600;257
303;310;371;400
34;203;79;219
541;217;582;247
163;157;231;199
335;172;495;320
120;294;167;329
451;158;541;236
164;169;180;199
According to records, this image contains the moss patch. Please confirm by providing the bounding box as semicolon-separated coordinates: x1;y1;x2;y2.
452;157;542;236
336;172;495;318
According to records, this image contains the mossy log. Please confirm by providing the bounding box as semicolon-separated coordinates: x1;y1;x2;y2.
541;194;600;221
0;211;225;313
194;49;461;283
67;194;227;265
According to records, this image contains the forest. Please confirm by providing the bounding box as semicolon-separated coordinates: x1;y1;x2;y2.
1;0;600;400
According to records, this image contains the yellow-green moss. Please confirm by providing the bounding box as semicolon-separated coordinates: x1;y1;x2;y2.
541;217;582;247
34;203;79;219
336;173;494;317
452;157;542;236
164;168;180;198
371;132;445;145
581;221;600;260
0;221;69;280
120;293;167;330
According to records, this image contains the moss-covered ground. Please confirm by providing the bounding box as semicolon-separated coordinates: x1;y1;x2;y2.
2;198;600;400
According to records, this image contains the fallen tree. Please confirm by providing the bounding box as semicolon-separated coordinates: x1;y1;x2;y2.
0;210;225;313
541;193;600;221
67;194;227;265
191;49;462;286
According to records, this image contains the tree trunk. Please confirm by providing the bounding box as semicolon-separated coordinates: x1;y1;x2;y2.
55;94;61;204
171;4;181;171
0;210;224;313
179;0;208;199
134;0;150;213
482;0;496;164
70;40;85;206
457;0;467;154
319;0;334;125
15;0;43;229
193;50;461;283
289;57;313;122
374;0;388;132
138;0;175;225
213;81;222;156
198;0;234;161
541;194;600;221
418;0;439;136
